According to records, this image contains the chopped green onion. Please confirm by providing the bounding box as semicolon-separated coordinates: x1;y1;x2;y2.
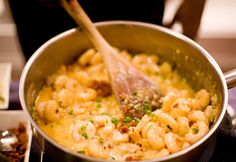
111;118;120;125
96;102;102;110
68;109;74;115
99;137;104;144
105;119;109;123
124;116;132;124
81;133;88;139
89;119;94;123
192;127;199;134
142;101;152;112
101;112;110;116
111;157;116;160
58;101;65;108
134;118;140;124
146;110;155;117
77;150;85;154
81;125;87;131
132;91;138;96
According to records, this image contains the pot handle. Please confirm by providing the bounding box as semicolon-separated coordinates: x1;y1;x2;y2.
224;69;236;129
224;69;236;89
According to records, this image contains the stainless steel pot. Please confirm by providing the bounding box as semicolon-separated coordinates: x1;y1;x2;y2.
19;21;236;162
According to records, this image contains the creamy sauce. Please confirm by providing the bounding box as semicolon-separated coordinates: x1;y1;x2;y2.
33;48;218;161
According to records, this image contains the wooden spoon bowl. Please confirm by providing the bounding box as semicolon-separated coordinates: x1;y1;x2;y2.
61;0;162;118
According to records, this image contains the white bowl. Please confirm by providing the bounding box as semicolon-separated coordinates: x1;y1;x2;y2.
0;63;11;109
0;110;32;162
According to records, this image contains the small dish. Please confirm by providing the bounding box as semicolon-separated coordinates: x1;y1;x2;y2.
0;63;12;109
0;110;32;162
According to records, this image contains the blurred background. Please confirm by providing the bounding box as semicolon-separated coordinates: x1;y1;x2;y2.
0;0;236;80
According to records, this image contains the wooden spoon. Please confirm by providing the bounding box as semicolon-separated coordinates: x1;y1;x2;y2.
61;0;162;118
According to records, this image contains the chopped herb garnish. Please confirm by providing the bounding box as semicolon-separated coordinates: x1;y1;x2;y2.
81;133;88;139
81;125;87;131
105;119;109;123
77;150;85;154
146;110;155;118
58;101;65;108
111;157;116;160
101;112;110;116
167;125;173;130
134;117;140;124
111;118;120;125
132;91;138;96
124;116;132;124
95;102;102;111
68;109;74;115
89;119;94;123
142;101;152;112
192;127;199;134
99;137;104;144
149;125;153;129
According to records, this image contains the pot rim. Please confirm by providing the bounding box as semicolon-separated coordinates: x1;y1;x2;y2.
19;20;228;162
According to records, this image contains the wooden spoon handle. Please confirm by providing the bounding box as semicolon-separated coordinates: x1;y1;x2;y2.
61;0;114;60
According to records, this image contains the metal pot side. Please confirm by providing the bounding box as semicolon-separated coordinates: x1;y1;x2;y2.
19;21;229;162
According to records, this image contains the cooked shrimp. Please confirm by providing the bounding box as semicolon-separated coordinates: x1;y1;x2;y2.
54;75;68;90
136;114;151;133
177;116;189;136
188;110;206;122
204;105;214;123
87;139;109;159
65;78;79;91
112;130;129;143
164;132;181;153
170;98;191;118
56;89;74;107
114;143;141;155
144;149;169;159
146;124;165;150
75;88;97;102
72;121;96;142
185;121;209;144
154;110;178;132
162;92;179;112
93;115;115;138
37;100;65;122
128;127;151;148
195;89;210;109
78;48;96;66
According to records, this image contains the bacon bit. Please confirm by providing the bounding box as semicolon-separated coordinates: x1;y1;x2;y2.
172;102;179;108
123;106;129;114
129;120;137;127
118;124;129;133
88;80;112;97
107;144;113;149
125;155;142;161
122;106;143;119
95;122;105;129
125;156;134;161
